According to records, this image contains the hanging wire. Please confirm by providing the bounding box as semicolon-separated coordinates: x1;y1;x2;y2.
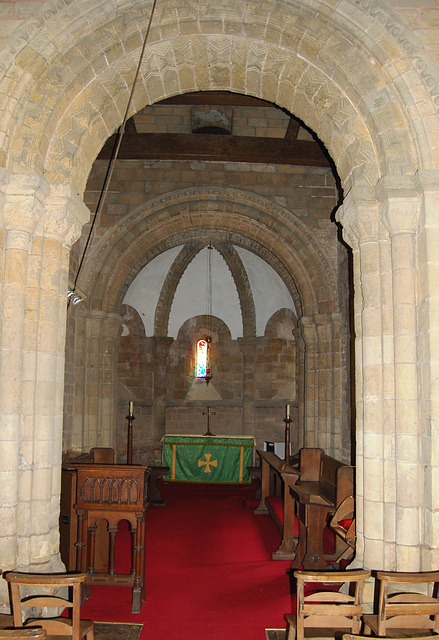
204;244;213;384
68;0;158;306
206;244;213;336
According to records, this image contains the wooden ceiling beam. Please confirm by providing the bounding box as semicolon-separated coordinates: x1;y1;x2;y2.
156;91;275;108
97;132;330;167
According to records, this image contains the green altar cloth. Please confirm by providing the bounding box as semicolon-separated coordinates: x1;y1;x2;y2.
162;434;255;484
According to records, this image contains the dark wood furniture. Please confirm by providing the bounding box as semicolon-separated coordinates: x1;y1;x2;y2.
286;569;370;640
253;450;299;559
288;448;354;570
362;570;439;636
148;465;170;505
329;495;356;565
6;572;93;640
74;464;149;613
60;448;115;571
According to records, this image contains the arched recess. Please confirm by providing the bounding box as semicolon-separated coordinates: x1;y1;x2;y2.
154;242;257;338
68;185;346;461
79;187;331;316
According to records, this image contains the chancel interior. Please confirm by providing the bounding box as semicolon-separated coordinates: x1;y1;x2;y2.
1;0;439;635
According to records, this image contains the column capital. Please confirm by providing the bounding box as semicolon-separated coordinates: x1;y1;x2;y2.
43;183;90;248
0;170;90;247
237;336;257;357
336;186;382;248
375;175;421;237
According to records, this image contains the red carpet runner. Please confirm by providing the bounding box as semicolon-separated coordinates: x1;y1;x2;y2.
80;481;293;639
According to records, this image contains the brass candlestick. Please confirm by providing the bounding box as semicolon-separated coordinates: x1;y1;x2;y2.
284;404;292;465
126;401;135;464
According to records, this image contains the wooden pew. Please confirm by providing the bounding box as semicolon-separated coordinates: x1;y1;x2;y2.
288;448;354;570
254;450;299;559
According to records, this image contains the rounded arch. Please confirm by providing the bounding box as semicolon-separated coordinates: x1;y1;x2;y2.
1;0;438;197
264;308;298;339
153;242;257;338
78;186;333;319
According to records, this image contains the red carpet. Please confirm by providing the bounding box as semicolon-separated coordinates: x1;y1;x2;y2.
80;481;293;639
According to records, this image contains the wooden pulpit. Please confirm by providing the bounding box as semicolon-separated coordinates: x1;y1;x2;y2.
74;464;149;613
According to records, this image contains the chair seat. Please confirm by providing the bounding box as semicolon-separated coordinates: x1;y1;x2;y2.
362;613;437;636
26;619;94;638
0;617;14;630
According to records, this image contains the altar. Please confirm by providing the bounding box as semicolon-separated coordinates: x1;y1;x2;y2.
162;434;255;484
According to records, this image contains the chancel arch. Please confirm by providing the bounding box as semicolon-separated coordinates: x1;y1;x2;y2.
67;185;344;467
0;0;439;610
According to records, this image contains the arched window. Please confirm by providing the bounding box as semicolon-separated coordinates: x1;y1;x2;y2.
197;339;208;378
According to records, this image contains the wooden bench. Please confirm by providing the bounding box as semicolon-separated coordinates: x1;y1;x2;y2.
288;447;354;570
254;450;299;559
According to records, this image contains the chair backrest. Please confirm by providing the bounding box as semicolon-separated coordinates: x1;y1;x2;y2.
0;630;47;640
294;569;371;639
5;573;86;640
330;495;355;549
344;634;439;640
375;570;439;635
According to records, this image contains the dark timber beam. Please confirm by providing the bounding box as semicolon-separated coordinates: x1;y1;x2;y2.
97;132;330;167
156;91;274;107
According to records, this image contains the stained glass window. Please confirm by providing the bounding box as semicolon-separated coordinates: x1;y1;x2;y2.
197;339;208;378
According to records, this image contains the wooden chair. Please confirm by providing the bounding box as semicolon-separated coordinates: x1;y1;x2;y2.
5;573;93;640
286;569;371;640
345;635;439;640
329;496;356;565
0;617;14;631
362;570;439;636
0;630;47;640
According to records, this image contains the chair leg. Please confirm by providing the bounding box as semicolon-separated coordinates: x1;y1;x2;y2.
287;624;296;640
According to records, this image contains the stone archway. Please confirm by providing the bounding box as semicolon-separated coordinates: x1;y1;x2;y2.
0;0;438;601
69;186;344;462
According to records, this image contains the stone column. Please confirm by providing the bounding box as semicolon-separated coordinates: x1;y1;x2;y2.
313;312;343;458
378;176;422;570
73;310;121;453
152;337;173;462
416;169;439;570
293;325;305;450
237;337;257;435
0;171;89;609
337;186;393;570
297;316;318;447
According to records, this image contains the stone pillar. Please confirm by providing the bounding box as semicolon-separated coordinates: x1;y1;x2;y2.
416;169;439;570
297;316;318;447
293;325;305;449
72;309;121;453
0;171;89;609
152;337;173;462
377;176;422;570
313;312;343;458
337;186;393;570
237;337;257;435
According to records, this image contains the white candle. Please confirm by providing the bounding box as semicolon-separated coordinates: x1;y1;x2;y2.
286;404;290;419
129;401;134;416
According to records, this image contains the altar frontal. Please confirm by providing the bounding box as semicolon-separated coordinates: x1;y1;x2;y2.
162;435;255;484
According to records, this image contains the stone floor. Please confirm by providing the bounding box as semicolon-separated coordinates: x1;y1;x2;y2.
265;629;287;640
94;622;143;640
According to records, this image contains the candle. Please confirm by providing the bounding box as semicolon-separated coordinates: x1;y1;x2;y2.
129;401;134;416
286;404;290;419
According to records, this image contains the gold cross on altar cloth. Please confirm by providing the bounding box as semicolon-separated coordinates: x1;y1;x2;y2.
203;406;216;436
198;453;218;473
